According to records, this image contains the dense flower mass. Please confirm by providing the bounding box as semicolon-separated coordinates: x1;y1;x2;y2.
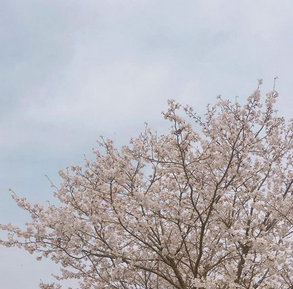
1;88;292;289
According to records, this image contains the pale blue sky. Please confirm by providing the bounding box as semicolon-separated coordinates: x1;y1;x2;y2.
1;0;292;288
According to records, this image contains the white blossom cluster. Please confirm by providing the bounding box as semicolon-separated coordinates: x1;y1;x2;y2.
1;88;292;289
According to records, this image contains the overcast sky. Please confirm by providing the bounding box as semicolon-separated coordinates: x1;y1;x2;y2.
1;0;292;288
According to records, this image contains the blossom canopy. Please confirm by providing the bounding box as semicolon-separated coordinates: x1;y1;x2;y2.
1;88;293;289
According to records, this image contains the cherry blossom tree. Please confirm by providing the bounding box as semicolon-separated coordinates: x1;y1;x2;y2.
1;86;292;289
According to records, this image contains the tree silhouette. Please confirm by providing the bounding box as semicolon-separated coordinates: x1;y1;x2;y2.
1;88;292;289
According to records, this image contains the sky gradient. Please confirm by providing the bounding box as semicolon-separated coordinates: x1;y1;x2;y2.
1;0;292;288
